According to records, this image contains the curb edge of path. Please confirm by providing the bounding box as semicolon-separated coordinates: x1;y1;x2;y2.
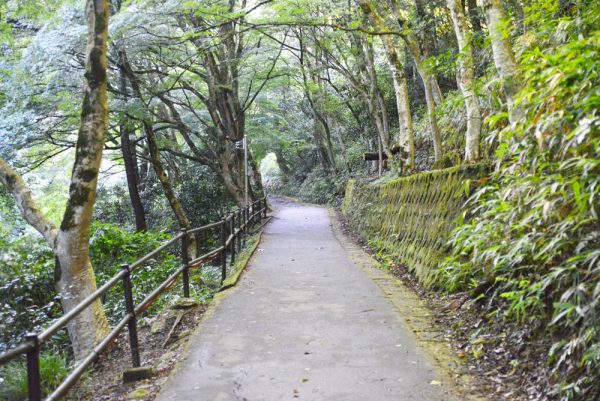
218;217;270;292
327;207;487;401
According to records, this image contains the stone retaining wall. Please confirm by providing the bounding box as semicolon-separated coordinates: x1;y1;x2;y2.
342;164;488;281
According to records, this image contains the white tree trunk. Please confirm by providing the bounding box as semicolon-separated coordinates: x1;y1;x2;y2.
481;0;523;123
380;0;444;162
448;0;482;162
359;0;415;171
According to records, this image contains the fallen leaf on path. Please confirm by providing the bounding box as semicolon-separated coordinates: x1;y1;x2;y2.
430;380;442;386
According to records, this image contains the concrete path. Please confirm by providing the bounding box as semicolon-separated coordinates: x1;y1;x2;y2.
156;198;456;401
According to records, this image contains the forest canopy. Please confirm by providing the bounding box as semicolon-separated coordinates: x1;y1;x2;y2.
0;0;598;400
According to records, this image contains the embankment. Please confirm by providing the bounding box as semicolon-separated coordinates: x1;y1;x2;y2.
342;164;488;281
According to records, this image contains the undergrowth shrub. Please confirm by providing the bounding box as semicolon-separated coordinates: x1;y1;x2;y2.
89;222;181;321
0;233;62;352
431;3;599;399
282;168;347;204
0;353;69;401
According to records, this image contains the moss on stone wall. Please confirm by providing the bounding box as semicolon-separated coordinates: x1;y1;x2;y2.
342;164;488;282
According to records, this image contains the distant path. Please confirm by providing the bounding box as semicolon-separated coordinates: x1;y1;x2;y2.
156;197;456;401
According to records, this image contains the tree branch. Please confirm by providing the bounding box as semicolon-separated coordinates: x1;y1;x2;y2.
0;157;58;245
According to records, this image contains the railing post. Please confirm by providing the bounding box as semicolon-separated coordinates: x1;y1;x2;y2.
25;333;41;401
262;197;267;218
180;228;190;298
236;210;242;251
121;264;141;368
241;207;247;248
220;219;227;284
230;213;236;263
246;204;250;227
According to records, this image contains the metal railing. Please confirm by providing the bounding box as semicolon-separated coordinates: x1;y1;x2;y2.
0;197;268;401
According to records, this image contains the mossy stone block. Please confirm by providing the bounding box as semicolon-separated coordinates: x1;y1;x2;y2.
123;366;155;383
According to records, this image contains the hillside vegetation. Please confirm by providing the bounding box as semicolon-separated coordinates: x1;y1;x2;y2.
0;0;598;399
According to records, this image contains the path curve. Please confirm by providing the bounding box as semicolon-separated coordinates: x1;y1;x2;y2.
156;197;456;401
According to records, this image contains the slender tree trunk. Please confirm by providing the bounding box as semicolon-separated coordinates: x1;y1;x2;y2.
331;114;351;171
297;40;335;173
121;125;147;231
359;1;415;172
448;0;482;162
315;76;338;171
413;0;443;105
377;129;383;177
373;0;443;162
419;71;444;162
312;120;334;171
118;54;147;231
144;122;194;241
122;54;197;254
466;0;482;32
481;0;523;124
137;143;150;193
385;44;414;172
361;36;394;164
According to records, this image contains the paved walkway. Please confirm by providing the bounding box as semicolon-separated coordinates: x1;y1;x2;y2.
156;198;456;401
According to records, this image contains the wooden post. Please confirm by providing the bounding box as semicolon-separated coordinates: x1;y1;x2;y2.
121;264;141;367
180;228;190;298
220;219;227;283
25;333;41;401
236;210;242;251
230;213;236;263
241;207;247;248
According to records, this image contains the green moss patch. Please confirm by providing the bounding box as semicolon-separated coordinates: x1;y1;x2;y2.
342;164;488;281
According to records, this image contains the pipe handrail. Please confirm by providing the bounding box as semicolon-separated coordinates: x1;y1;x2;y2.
38;270;127;343
189;246;224;267
129;232;183;270
0;197;268;401
187;221;222;235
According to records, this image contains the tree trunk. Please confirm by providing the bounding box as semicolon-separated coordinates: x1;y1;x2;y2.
298;36;336;173
0;0;116;360
360;36;394;165
412;0;443;106
359;1;415;172
417;64;443;162
121;124;147;231
119;53;147;231
378;0;444;162
448;0;482;162
331;114;351;171
377;132;383;177
55;0;111;359
121;55;196;252
144;122;194;236
466;0;483;32
481;0;523;124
